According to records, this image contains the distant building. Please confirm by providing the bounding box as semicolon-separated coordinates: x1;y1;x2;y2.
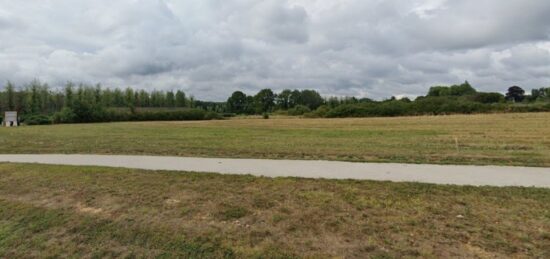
3;111;18;127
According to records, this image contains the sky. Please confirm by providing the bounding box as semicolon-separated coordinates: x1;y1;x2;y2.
0;0;549;100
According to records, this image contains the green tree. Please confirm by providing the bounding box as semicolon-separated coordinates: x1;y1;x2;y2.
166;91;175;107
289;90;301;108
27;80;41;114
94;84;102;104
299;90;324;109
64;82;75;108
113;88;125;107
5;81;16;110
254;89;275;113
506;86;525;102
175;90;186;107
276;89;292;110
124;87;135;107
227;91;248;114
138;90;150;107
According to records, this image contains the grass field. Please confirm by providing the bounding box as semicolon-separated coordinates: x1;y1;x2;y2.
1;113;550;166
0;163;549;258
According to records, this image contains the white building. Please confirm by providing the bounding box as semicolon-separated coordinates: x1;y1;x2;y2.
3;111;18;127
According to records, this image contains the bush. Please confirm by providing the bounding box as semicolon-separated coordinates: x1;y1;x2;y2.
470;92;505;103
304;105;330;118
287;105;311;116
263;113;269;119
22;114;52;125
53;107;77;123
51;107;221;124
205;111;223;120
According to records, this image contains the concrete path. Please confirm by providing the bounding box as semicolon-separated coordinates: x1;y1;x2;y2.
1;154;550;188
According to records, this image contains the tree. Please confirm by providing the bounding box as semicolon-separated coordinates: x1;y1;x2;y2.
64;82;75;108
289;90;301;108
299;90;324;109
101;88;113;107
227;91;248;114
27;80;41;114
165;91;175;107
94;84;102;104
471;92;504;104
138;90;150;107
506;86;525;102
427;81;476;97
5;81;15;110
113;88;125;107
427;86;450;97
449;81;476;96
175;90;186;107
532;87;550;101
124;87;135;107
276;89;292;110
254;89;275;113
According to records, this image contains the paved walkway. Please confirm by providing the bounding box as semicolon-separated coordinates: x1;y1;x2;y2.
1;154;549;187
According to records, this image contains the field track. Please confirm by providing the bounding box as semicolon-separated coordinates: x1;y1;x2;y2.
1;154;549;187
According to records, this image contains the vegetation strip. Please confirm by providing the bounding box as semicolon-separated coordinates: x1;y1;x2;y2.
1;113;549;167
1;81;549;124
0;163;549;258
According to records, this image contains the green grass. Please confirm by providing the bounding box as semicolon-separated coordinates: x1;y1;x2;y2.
0;163;549;258
1;113;550;166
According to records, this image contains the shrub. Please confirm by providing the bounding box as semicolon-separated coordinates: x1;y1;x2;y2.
22;114;52;125
304;105;330;118
205;111;223;120
471;92;505;103
287;105;311;116
51;107;219;124
53;107;77;123
263;113;269;119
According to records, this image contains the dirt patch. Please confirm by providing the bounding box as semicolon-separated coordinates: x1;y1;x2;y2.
76;202;103;214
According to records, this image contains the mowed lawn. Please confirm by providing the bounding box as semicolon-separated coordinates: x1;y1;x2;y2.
1;113;550;166
0;163;549;258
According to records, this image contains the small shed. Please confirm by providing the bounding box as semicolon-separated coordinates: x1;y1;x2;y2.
3;111;18;127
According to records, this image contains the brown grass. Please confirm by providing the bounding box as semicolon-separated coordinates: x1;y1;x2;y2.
0;163;549;258
1;113;550;166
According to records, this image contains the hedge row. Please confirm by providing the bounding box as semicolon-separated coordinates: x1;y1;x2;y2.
305;98;550;118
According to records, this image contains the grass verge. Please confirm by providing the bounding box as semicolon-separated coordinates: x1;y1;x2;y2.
0;163;549;258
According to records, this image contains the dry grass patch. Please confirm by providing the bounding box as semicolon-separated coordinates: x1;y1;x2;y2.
0;163;549;258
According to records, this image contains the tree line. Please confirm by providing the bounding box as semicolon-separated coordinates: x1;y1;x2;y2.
1;80;549;124
0;80;197;113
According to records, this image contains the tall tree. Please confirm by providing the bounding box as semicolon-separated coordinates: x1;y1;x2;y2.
227;91;248;114
27;80;41;114
254;89;275;113
299;90;324;109
124;87;135;106
138;90;150;107
289;90;301;108
506;86;525;102
113;88;125;107
276;89;292;110
64;82;75;108
166;91;175;107
175;90;186;107
5;81;16;110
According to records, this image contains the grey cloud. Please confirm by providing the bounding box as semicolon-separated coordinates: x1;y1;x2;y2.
0;0;549;100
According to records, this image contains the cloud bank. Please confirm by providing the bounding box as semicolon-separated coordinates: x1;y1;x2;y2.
1;0;549;100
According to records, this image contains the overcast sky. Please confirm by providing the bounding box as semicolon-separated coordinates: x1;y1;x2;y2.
1;0;549;100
